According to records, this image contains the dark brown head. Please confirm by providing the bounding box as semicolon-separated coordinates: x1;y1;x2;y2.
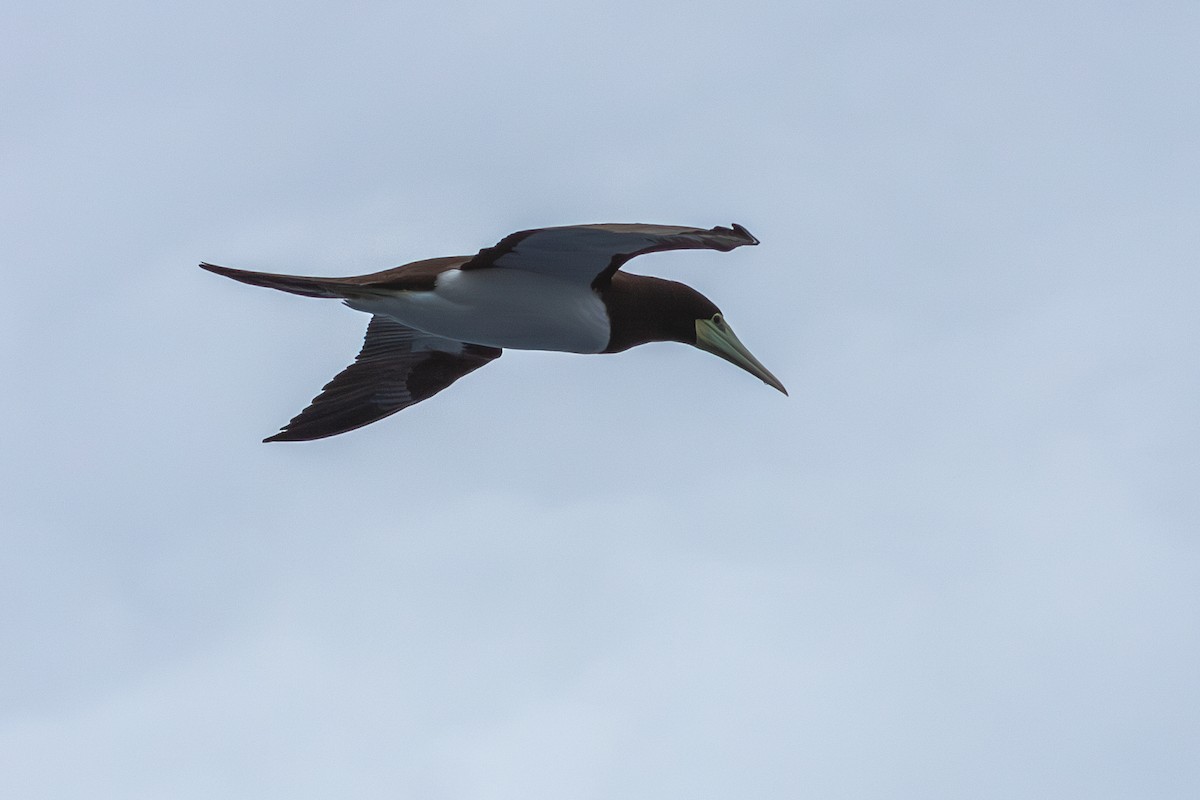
599;272;787;393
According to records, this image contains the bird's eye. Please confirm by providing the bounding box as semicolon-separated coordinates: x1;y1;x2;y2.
712;314;724;328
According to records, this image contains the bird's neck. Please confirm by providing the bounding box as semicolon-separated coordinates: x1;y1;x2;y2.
599;273;693;353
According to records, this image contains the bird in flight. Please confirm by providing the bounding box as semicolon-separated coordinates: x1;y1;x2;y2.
201;222;786;442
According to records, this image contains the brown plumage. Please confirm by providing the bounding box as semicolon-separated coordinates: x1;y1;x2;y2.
201;222;783;441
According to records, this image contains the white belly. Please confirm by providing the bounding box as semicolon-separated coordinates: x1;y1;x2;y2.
345;268;611;353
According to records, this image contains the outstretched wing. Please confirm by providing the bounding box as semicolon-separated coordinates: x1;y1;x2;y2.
266;316;501;442
460;223;759;288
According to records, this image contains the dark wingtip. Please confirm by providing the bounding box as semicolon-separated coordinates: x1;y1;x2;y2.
263;429;303;443
730;223;759;246
264;424;346;443
199;262;237;277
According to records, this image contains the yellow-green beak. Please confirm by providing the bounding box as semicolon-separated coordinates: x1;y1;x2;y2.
695;316;788;395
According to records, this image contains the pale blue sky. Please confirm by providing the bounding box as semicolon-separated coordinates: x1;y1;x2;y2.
3;1;1198;797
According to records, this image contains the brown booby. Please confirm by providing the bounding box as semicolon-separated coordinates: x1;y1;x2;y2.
201;222;786;441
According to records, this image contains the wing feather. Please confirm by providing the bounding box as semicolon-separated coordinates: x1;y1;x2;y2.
265;316;501;442
460;223;758;287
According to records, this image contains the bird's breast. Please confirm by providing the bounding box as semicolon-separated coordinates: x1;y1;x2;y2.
346;268;611;353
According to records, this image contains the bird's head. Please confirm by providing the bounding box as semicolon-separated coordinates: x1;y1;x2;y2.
602;274;787;395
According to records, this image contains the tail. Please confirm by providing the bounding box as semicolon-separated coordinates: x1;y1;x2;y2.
199;262;356;299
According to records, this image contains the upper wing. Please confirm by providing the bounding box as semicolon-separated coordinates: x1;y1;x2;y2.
265;316;501;442
200;256;467;298
460;223;759;288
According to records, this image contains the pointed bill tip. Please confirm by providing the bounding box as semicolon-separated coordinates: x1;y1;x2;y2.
756;367;788;396
695;317;787;398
